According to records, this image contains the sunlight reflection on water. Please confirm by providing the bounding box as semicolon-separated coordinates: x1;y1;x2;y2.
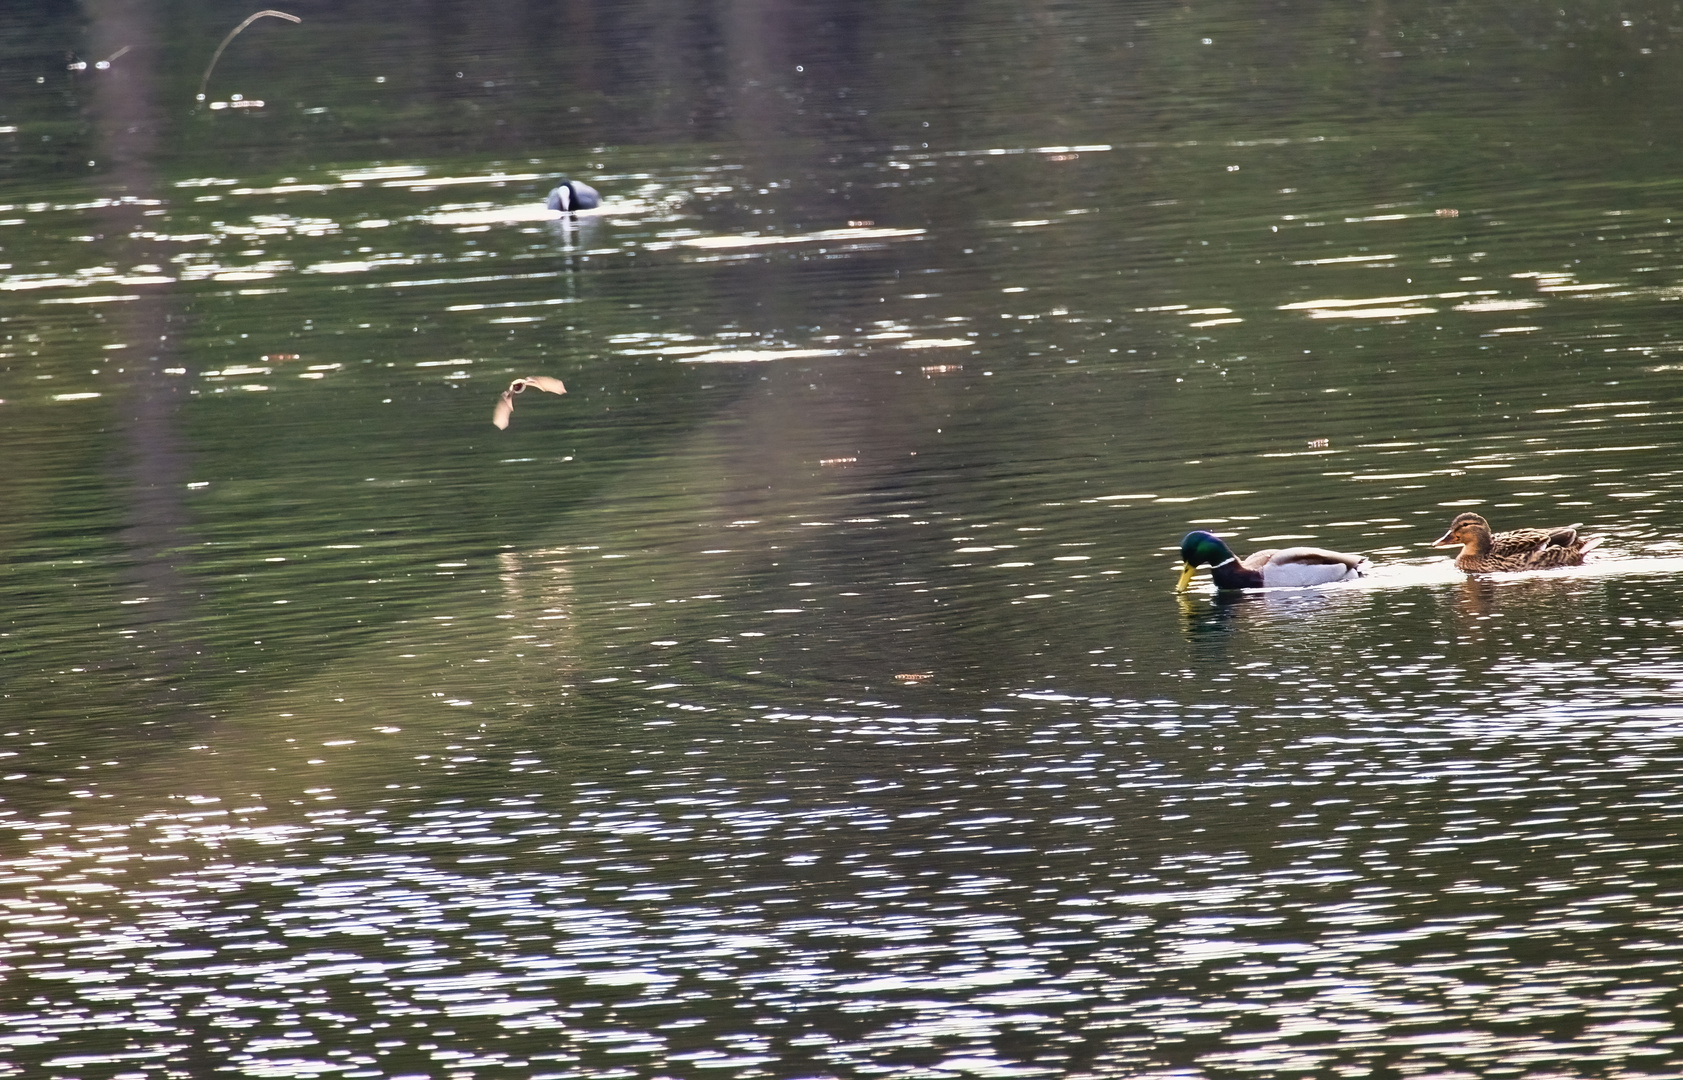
9;0;1683;1074
9;683;1683;1076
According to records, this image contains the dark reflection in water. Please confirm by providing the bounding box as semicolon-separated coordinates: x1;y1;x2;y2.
9;0;1683;1077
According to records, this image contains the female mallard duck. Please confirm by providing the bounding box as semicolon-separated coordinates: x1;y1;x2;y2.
1176;530;1369;592
545;178;601;212
1432;512;1599;573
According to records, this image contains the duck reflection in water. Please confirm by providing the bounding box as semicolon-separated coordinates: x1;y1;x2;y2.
548;212;600;241
1176;588;1371;666
1442;574;1577;658
1452;576;1501;619
1176;590;1253;659
546;208;604;253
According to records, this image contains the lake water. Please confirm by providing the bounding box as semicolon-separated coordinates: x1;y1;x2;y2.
7;2;1683;1077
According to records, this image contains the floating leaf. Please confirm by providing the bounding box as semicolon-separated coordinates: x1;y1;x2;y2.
492;376;567;429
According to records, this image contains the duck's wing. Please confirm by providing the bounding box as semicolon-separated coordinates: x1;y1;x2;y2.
1269;546;1367;570
1525;546;1580;569
1259;546;1368;586
1525;535;1601;568
1463;534;1601;572
1238;548;1280;572
1489;523;1581;555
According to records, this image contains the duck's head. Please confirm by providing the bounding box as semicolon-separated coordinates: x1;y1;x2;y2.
1176;530;1235;591
546;178;602;213
1433;512;1491;548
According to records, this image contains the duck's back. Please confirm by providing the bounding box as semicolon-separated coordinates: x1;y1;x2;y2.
1457;531;1599;572
1489;523;1581;556
546;179;602;212
1527;535;1600;568
1253;546;1368;586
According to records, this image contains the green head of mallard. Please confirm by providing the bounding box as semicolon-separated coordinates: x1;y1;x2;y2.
1177;530;1236;591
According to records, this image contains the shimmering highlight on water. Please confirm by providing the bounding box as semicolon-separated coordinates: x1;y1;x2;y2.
10;0;1683;1075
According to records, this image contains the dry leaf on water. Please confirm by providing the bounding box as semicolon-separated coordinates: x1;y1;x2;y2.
492;376;568;429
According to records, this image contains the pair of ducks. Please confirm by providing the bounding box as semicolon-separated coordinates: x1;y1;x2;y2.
1176;512;1601;592
543;174;1594;597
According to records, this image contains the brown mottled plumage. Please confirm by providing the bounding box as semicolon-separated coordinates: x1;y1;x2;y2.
1432;512;1599;573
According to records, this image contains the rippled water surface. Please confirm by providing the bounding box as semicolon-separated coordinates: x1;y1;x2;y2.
8;1;1683;1077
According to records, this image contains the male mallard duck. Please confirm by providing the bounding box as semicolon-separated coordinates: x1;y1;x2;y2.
1176;530;1369;592
545;178;601;212
1432;512;1599;573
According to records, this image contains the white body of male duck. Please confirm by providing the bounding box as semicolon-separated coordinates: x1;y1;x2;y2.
545;178;601;212
1176;530;1369;592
